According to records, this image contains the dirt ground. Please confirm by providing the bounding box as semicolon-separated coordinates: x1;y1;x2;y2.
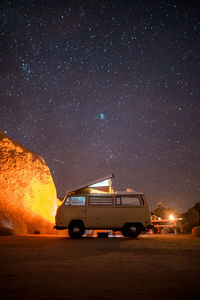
0;234;200;300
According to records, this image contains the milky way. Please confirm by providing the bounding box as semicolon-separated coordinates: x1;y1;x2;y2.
0;0;200;212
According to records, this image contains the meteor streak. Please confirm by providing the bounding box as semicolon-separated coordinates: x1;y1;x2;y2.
53;158;64;164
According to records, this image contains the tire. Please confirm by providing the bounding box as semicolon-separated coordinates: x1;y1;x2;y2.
122;223;141;238
68;221;85;239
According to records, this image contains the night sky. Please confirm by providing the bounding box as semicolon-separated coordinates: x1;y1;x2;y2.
0;0;200;213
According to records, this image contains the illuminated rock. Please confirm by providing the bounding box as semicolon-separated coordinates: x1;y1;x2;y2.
0;131;57;234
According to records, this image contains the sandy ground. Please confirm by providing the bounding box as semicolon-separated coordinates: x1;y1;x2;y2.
0;234;200;300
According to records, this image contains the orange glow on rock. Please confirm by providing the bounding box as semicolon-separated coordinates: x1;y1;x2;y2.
0;131;57;234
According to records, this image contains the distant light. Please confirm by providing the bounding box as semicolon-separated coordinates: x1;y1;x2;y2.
169;214;174;220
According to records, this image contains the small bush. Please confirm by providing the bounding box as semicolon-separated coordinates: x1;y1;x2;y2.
192;226;200;237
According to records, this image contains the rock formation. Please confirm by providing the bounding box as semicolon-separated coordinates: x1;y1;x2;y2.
0;131;57;234
192;226;200;237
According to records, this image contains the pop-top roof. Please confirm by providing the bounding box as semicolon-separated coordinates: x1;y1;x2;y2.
67;174;114;194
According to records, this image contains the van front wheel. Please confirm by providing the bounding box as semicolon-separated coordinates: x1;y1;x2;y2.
122;224;140;238
68;221;85;239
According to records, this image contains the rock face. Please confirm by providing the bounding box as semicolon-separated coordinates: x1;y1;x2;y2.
192;226;200;237
0;131;57;234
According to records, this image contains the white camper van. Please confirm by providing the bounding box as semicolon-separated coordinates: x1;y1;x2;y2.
55;174;152;238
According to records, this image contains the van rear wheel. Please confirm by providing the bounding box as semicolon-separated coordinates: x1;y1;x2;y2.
68;221;85;239
122;224;140;238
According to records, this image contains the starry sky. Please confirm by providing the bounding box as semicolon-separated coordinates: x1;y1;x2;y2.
0;0;200;213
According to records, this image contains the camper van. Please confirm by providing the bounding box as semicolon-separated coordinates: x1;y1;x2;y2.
55;175;152;238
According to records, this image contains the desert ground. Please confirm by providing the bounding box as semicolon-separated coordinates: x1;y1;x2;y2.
0;234;200;300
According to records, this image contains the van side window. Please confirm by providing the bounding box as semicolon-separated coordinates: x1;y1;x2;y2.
116;196;141;206
65;196;85;206
89;197;113;206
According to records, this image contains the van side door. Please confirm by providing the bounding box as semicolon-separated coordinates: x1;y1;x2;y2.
86;196;115;228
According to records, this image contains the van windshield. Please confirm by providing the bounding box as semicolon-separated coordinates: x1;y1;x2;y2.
65;196;85;206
